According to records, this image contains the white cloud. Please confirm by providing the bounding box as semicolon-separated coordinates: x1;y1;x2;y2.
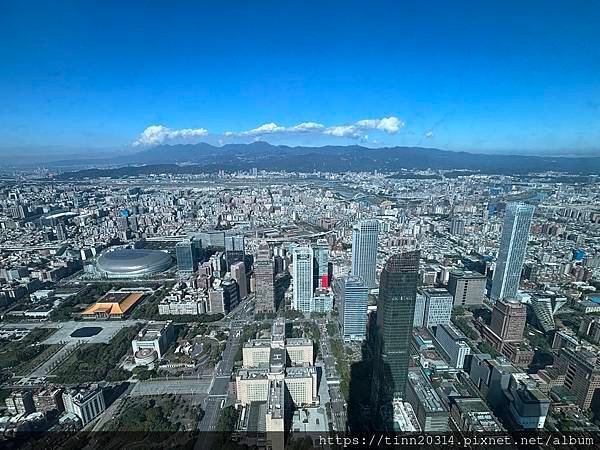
356;116;404;133
323;125;360;138
290;122;326;132
424;131;434;138
133;116;405;146
133;125;208;146
226;116;403;139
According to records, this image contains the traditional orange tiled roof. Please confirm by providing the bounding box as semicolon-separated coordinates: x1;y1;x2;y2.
82;292;144;317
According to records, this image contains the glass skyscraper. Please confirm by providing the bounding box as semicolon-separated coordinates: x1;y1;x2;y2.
175;237;198;274
255;241;275;313
372;250;420;405
351;219;379;288
292;243;314;314
336;275;369;341
225;235;245;269
491;203;535;302
313;238;330;288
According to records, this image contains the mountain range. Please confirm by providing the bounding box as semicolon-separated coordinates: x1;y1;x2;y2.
55;142;600;178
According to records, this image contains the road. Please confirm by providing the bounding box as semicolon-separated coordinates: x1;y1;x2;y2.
319;320;348;432
195;300;254;448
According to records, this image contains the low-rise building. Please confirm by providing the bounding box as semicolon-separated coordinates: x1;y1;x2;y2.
435;323;471;369
405;368;450;431
131;320;175;366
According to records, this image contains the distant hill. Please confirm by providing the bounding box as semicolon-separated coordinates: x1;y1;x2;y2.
56;142;600;178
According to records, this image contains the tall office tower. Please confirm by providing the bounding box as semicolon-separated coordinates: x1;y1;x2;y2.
336;276;369;341
351;219;379;288
372;251;420;406
490;298;527;342
225;235;245;269
230;261;248;299
450;217;465;236
313;239;330;288
176;237;198;274
491;203;535;302
255;241;275;313
421;288;453;328
292;243;314;314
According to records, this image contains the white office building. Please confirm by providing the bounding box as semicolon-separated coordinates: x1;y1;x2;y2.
491;203;535;302
292;243;314;314
351;219;379;288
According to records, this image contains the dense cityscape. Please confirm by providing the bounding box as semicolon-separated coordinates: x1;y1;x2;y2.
2;2;600;449
0;166;598;447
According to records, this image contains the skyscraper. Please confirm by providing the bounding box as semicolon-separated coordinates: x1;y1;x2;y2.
313;239;330;288
373;250;420;406
336;276;369;341
176;237;198;274
351;219;379;288
225;235;245;269
292;242;314;314
230;261;248;300
491;203;535;302
255;241;275;313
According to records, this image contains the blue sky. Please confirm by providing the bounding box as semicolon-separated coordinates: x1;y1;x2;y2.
1;0;599;156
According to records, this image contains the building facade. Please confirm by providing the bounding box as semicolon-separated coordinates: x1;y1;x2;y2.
336;276;369;341
292;243;314;314
491;203;535;302
447;270;486;306
255;241;275;313
351;219;379;288
373;251;420;404
422;287;453;328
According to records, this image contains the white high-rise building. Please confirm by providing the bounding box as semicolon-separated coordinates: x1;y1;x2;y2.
491;203;535;302
351;219;379;288
292;243;314;314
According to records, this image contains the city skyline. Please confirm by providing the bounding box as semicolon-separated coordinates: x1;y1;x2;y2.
2;1;599;443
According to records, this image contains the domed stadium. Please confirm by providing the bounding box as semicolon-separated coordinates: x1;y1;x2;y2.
96;248;173;279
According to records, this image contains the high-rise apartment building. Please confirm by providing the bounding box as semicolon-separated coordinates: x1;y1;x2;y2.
351;219;379;288
292;243;314;314
255;241;275;313
373;251;420;405
491;203;535;302
336;276;369;341
450;217;465;236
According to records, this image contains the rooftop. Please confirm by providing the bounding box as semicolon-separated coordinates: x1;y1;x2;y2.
407;369;447;413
